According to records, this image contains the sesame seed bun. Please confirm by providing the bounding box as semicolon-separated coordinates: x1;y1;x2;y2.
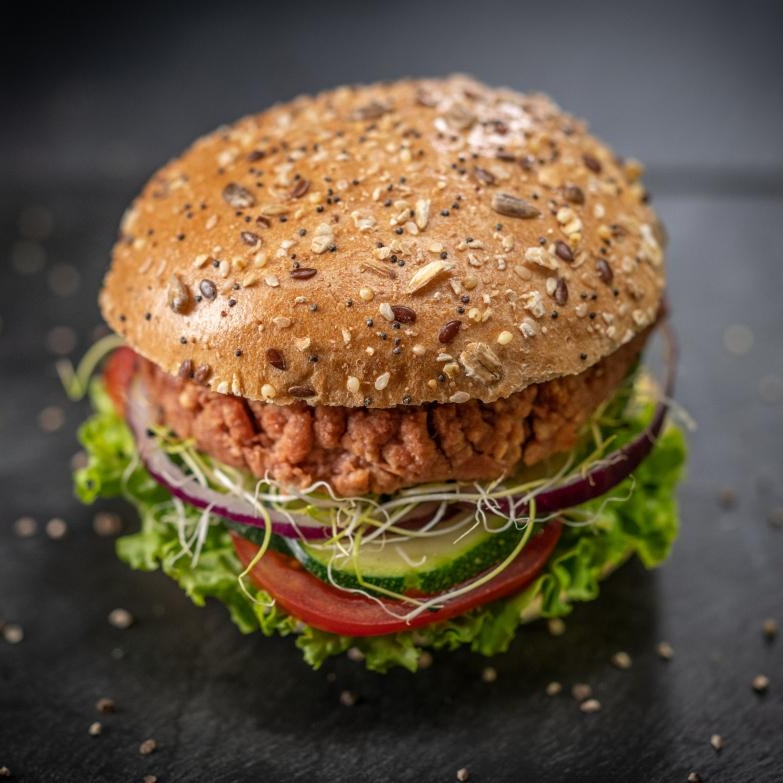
101;75;666;407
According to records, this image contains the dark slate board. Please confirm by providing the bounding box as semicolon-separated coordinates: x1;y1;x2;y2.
1;2;782;781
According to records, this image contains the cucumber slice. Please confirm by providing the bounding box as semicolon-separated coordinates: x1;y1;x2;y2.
287;515;529;595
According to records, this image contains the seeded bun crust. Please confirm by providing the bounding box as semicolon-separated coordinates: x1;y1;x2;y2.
101;75;665;407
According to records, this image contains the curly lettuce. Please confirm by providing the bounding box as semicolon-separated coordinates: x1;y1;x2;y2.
75;380;686;672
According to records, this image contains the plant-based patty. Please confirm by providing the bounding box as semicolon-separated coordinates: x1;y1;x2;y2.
140;329;645;496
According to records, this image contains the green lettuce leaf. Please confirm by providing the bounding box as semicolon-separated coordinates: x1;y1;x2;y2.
76;380;686;673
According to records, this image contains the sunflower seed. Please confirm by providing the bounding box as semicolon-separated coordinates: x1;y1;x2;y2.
222;183;256;209
491;192;541;219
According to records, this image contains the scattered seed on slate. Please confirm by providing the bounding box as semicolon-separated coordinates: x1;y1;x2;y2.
45;517;67;539
611;651;632;670
752;674;770;694
339;690;357;707
2;624;24;644
717;487;737;509
571;683;592;702
547;617;566;636
108;609;134;630
13;517;37;538
545;682;563;696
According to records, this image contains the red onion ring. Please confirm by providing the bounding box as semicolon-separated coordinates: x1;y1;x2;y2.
494;320;677;518
125;380;332;539
124;321;676;538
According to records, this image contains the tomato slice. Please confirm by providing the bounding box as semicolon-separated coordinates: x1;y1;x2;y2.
103;346;138;414
232;520;562;637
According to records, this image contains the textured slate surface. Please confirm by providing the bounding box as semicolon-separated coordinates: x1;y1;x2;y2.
1;2;782;781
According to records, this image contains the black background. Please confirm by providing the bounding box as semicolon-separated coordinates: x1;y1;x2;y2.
1;1;782;781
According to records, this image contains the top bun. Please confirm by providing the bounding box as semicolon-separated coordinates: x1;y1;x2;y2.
101;75;665;408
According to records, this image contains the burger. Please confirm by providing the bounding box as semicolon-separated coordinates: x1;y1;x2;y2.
75;76;685;671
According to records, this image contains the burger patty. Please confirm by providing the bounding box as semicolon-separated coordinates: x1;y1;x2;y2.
140;333;646;497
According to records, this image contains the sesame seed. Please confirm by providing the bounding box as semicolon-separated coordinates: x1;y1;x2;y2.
456;769;470;782
580;698;601;714
762;618;777;640
656;641;674;661
139;738;158;755
496;330;514;345
375;372;390;391
88;722;103;737
710;734;723;752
